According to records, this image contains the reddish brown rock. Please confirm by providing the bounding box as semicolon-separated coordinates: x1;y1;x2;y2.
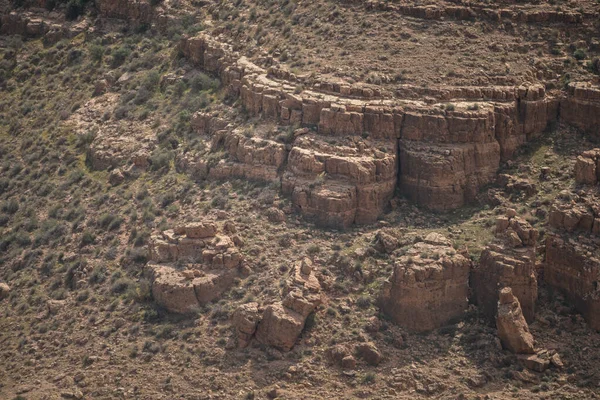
255;258;322;351
95;0;154;24
561;83;600;139
472;214;538;322
232;302;261;348
355;342;382;366
545;236;600;331
398;107;501;211
496;287;535;354
282;134;396;228
208;129;287;183
381;235;470;331
574;149;600;185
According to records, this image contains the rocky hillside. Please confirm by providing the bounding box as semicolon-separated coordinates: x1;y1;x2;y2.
1;0;600;399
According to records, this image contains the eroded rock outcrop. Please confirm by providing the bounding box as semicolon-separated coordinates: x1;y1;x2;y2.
399;106;501;210
381;233;470;332
178;33;562;223
545;235;600;331
232;302;261;348
282;133;396;228
208;129;287;183
253;258;323;351
147;221;244;313
472;213;539;322
496;287;535;354
574;149;600;185
561;83;600;139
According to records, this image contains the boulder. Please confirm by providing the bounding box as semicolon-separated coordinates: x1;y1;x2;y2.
0;282;10;300
232;302;261;348
574;155;597;185
496;288;535;354
355;342;382;366
255;303;306;352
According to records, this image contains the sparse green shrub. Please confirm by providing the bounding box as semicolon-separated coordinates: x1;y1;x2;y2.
111;47;131;68
190;72;219;92
111;277;134;294
573;49;586;61
357;295;371;309
65;0;84;21
2;199;19;214
149;148;173;172
80;230;96;246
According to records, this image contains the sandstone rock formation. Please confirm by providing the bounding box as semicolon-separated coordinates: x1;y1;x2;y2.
574;149;600;185
545;236;600;331
208;129;287;183
496;287;535;354
67;93;155;171
471;213;539;322
147;221;244;313
380;233;470;332
281;134;396;228
232;302;261;348
177;33;565;226
254;258;323;351
561;83;600;139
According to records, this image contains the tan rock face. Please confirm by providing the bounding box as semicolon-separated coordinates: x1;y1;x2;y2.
545;236;600;331
176;34;599;229
381;235;470;332
496;287;535;354
472;214;539;322
148;225;242;268
574;149;600;185
255;258;323;351
282;134;396;228
232;302;261;348
561;83;600;139
147;222;244;313
95;0;154;24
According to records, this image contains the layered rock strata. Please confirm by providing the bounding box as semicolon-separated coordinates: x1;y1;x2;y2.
472;213;539;322
496;287;535;354
147;222;244;313
208;129;288;183
545;235;600;331
365;1;586;25
380;233;471;332
282;134;396;228
561;83;600;139
178;34;563;223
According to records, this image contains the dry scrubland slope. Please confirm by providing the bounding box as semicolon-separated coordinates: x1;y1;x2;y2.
0;0;599;399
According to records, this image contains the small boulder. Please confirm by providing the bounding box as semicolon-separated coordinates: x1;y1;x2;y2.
341;355;357;370
356;342;382;366
373;230;398;253
266;207;285;223
519;354;550;372
0;282;10;300
108;168;125;186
